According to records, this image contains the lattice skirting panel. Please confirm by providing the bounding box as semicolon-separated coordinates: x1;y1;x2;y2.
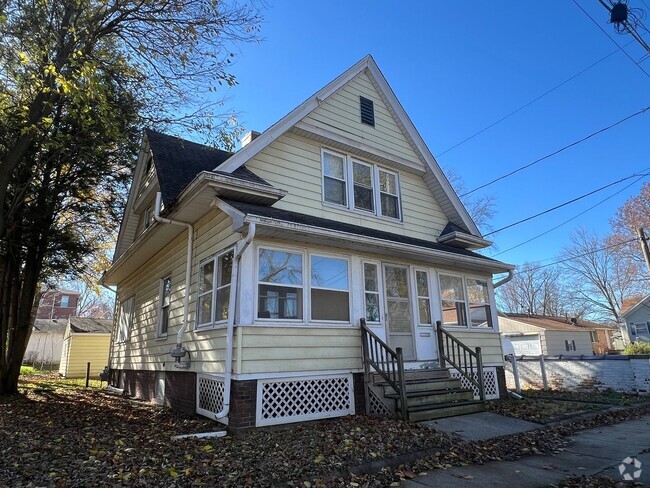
256;374;355;427
450;366;499;400
196;373;226;422
367;386;393;417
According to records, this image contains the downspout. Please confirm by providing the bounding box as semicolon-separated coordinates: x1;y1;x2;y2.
214;222;256;423
154;192;194;367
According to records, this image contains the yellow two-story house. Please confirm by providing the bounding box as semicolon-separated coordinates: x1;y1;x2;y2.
104;56;514;429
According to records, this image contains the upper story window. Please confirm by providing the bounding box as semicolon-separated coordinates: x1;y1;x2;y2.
60;295;69;308
257;246;351;324
144;206;154;230
439;274;492;329
321;149;401;220
197;248;234;329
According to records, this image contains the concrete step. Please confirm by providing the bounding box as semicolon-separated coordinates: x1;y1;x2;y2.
388;389;475;409
383;378;462;396
406;401;485;422
372;368;450;385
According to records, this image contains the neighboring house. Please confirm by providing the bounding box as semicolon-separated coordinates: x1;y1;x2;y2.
37;288;80;320
620;295;650;343
24;319;67;367
104;55;514;429
499;314;617;356
59;317;112;378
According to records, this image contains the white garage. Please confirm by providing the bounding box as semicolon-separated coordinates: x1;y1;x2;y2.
508;335;542;356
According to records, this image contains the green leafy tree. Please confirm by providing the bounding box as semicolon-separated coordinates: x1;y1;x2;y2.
0;0;260;393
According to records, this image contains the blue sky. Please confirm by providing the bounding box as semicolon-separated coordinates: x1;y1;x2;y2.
216;0;650;268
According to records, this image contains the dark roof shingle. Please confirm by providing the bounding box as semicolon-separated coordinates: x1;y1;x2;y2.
223;200;504;265
145;129;270;206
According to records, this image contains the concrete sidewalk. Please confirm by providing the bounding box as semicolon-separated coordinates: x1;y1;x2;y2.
423;411;541;441
404;414;650;487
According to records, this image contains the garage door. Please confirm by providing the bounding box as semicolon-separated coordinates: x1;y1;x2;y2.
509;335;542;355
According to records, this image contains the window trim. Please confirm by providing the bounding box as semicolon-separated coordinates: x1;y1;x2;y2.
60;295;70;308
320;148;403;222
634;322;649;335
195;247;234;331
254;244;353;326
351;159;375;213
156;276;172;339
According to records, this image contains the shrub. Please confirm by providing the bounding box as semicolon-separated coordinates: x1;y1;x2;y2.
623;342;650;355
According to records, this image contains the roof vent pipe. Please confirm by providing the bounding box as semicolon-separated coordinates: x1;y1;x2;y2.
241;130;261;148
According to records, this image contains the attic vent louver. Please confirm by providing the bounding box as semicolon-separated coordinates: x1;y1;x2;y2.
360;96;375;127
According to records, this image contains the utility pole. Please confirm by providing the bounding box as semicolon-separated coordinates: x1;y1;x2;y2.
638;227;650;275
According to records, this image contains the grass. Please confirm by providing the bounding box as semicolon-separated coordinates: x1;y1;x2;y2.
19;365;102;391
522;388;645;406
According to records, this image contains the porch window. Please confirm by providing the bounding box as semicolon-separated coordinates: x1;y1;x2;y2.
157;276;172;337
363;263;381;323
197;248;233;328
353;161;374;212
258;249;303;320
415;270;432;325
310;255;350;321
466;278;492;328
323;150;347;206
439;274;467;327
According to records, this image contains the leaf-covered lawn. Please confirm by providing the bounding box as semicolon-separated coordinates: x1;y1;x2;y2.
1;376;456;487
486;398;607;423
522;388;645;406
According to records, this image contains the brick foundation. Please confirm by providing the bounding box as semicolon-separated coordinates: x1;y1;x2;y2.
164;371;197;415
353;372;366;415
496;365;508;399
228;379;257;431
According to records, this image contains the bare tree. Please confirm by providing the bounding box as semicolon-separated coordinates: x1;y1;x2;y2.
445;167;495;232
561;228;649;323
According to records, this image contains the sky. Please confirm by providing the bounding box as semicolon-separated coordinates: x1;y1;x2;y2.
211;0;650;269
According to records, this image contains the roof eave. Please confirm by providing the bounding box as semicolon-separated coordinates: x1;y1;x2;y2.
437;231;492;250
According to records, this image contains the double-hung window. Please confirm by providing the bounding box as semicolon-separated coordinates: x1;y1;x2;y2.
323;151;347;206
565;340;577;352
117;297;134;343
258;249;303;320
439;274;493;329
197;248;233;328
321;149;401;220
311;255;350;322
158;277;172;337
590;331;598;342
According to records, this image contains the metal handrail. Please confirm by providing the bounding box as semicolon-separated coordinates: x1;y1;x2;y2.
435;320;485;401
360;318;408;420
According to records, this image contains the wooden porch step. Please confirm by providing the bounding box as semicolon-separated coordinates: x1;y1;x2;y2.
405;401;485;422
387;388;475;408
372;369;450;385
383;378;463;396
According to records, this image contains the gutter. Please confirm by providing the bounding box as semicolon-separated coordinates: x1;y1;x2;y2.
154;192;194;366
493;270;514;288
213;222;256;423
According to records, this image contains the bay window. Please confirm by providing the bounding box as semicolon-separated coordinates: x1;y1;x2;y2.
258;249;303;320
439;274;492;329
310;255;350;321
197;248;233;328
321;149;401;220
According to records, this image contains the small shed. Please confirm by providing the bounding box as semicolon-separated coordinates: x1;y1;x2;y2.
59;317;113;378
25;319;67;368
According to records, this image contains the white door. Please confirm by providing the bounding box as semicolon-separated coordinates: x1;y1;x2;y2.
509;335;542;356
383;264;416;360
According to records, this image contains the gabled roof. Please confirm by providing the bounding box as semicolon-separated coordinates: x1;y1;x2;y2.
215;55;481;237
68;317;113;334
620;295;650;318
501;313;609;331
146;129;271;207
221;200;507;268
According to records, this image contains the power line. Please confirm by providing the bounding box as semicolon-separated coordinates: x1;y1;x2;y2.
572;0;650;78
513;236;640;274
436;40;637;158
493;172;649;256
483;173;649;237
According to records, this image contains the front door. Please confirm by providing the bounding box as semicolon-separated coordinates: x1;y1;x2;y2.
383;264;416;360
